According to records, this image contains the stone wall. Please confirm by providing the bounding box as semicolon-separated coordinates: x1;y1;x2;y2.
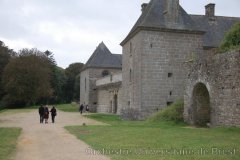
122;30;203;120
80;68;121;112
96;72;122;86
184;50;240;127
97;84;122;114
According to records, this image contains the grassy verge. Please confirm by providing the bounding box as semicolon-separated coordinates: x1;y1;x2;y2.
66;114;240;160
55;104;79;112
0;128;21;160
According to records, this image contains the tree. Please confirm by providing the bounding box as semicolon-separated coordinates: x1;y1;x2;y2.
2;49;52;107
48;66;66;104
64;63;84;102
0;41;15;102
220;22;240;52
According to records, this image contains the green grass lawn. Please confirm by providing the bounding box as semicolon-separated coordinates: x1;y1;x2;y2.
0;128;21;160
66;114;240;160
55;104;79;112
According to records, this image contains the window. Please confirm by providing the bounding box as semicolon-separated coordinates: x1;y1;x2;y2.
130;42;132;53
150;43;153;48
85;78;86;92
110;74;113;81
168;73;173;78
167;102;173;106
129;69;132;82
102;70;109;77
170;91;172;96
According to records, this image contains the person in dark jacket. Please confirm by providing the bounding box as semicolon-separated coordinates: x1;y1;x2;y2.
79;104;84;114
50;106;57;123
44;106;49;124
38;105;45;123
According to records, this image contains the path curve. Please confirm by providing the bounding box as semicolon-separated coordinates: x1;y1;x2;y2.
0;110;110;160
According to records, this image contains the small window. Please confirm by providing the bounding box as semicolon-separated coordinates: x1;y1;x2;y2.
85;78;87;92
93;102;97;105
128;101;131;106
110;74;113;81
102;70;109;77
150;43;153;48
129;69;132;82
167;102;173;106
130;42;132;53
170;91;172;96
168;73;173;78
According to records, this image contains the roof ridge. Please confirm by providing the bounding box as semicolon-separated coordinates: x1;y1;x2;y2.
190;14;240;19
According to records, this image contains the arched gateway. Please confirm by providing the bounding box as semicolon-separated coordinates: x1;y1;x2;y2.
191;83;211;127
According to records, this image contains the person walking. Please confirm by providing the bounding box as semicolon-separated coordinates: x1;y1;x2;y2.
44;106;49;124
86;105;89;113
79;104;84;114
50;106;57;123
38;105;45;123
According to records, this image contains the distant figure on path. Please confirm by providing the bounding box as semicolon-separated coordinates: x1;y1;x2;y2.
44;106;49;124
50;106;57;123
86;105;89;113
79;104;84;114
38;105;45;123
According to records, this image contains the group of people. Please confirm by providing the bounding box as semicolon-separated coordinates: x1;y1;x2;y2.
79;104;89;114
38;105;57;124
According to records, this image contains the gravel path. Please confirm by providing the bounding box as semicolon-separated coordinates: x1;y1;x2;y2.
0;110;110;160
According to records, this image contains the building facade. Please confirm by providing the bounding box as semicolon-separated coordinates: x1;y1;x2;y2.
80;0;240;126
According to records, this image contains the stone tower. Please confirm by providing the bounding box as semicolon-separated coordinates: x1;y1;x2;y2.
120;0;204;119
80;42;122;112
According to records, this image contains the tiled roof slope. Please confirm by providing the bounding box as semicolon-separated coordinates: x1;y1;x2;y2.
191;15;240;48
84;42;122;69
121;0;203;45
121;0;240;48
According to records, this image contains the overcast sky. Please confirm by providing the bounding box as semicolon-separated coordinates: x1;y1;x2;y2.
0;0;240;68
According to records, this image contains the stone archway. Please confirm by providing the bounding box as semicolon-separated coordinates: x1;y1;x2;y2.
191;83;211;127
113;94;118;114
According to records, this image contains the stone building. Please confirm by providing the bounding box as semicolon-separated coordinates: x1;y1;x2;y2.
120;0;240;121
80;0;240;126
80;42;122;112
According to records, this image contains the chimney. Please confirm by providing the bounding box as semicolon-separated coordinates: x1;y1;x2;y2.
141;3;148;12
205;3;215;17
165;0;179;22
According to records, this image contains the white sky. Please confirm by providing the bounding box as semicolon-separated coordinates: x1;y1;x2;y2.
0;0;240;68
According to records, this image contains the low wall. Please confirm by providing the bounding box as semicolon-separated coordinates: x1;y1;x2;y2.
184;50;240;127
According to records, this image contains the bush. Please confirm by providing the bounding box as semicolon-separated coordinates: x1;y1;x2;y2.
219;22;240;53
148;100;184;123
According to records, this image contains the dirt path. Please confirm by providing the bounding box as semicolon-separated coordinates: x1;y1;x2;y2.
0;110;110;160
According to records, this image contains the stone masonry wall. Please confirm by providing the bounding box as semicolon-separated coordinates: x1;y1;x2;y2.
184;50;240;127
97;85;122;114
122;30;203;120
80;68;121;112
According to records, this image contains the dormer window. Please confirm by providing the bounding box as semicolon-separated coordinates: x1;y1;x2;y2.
102;70;110;77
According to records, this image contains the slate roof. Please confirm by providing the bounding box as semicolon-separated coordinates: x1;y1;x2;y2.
190;15;240;48
121;0;240;48
121;0;203;45
83;42;122;70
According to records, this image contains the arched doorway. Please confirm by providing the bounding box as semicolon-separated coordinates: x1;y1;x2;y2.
113;94;118;114
191;83;211;127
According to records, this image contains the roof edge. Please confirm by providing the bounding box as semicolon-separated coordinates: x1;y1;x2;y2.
120;26;205;46
80;66;122;73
